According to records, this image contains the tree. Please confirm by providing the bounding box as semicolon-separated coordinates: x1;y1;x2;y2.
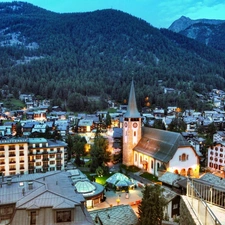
90;134;110;172
138;184;167;225
167;118;186;133
105;112;112;128
15;122;23;137
153;119;166;130
72;135;87;166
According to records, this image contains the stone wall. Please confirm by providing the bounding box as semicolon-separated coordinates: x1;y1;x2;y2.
179;196;201;225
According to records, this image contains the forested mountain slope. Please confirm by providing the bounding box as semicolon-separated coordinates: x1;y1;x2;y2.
1;1;225;112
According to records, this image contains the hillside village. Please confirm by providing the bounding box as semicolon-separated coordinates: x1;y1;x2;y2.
0;85;225;225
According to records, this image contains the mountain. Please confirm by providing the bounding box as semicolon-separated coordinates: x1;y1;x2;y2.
168;16;225;33
1;1;225;112
169;16;225;52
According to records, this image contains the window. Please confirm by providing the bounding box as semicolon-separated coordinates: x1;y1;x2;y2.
220;148;223;152
134;131;136;136
50;161;55;165
56;211;71;223
173;204;178;209
30;211;36;225
135;153;137;162
215;147;218;151
36;162;41;166
181;154;186;161
151;160;153;169
140;156;142;163
210;151;213;155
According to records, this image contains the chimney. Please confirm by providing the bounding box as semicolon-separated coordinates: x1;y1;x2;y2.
7;177;12;185
28;181;33;190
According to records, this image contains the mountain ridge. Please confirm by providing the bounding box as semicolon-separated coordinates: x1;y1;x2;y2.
0;1;225;112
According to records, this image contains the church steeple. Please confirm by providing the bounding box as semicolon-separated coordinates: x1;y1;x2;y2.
123;80;142;166
124;80;140;118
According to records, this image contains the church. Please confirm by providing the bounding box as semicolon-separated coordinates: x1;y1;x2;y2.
122;81;200;178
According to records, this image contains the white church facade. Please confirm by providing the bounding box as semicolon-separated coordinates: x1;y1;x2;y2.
123;81;200;178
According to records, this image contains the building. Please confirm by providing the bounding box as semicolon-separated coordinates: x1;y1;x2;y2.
123;81;200;178
207;141;225;172
0;171;94;225
0;138;67;176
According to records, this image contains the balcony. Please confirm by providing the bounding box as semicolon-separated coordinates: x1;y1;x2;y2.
19;153;24;156
20;166;25;170
0;161;5;165
9;161;16;164
1;168;5;172
0;154;5;158
9;154;16;157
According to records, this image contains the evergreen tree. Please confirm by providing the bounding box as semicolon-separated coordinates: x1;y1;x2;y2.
15;122;23;137
105;112;112;128
138;184;167;225
90;133;110;172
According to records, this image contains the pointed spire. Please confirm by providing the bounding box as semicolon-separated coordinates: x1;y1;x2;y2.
124;80;140;118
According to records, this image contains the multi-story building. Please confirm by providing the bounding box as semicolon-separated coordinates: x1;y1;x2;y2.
28;138;67;173
0;138;67;176
0;138;29;176
208;142;225;171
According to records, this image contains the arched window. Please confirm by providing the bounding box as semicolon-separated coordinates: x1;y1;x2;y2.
182;153;186;161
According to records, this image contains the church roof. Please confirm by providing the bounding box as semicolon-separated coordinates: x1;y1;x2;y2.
123;80;140;118
134;127;192;163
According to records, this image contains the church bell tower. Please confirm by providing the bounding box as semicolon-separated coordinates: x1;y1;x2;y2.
123;80;142;166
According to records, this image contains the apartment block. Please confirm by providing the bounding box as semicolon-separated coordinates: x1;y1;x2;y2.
0;138;67;176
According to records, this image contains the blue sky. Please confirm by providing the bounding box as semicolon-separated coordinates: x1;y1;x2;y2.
2;0;225;28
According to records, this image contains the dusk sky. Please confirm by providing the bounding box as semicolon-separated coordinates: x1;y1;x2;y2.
1;0;225;28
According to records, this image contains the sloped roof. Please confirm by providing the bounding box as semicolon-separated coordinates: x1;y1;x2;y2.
89;205;138;225
106;173;132;186
134;127;192;163
123;80;140;118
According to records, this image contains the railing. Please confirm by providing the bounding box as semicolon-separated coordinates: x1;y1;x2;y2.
187;178;222;225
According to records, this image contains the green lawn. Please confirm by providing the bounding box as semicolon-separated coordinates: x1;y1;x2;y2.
3;98;25;110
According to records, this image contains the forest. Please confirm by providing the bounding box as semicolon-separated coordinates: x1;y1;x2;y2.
1;2;225;113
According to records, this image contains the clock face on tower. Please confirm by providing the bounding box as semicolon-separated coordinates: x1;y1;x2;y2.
133;122;138;128
124;122;128;128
